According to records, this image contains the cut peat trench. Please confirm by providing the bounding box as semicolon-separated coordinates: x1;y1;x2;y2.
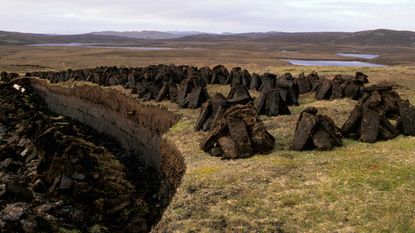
27;78;186;231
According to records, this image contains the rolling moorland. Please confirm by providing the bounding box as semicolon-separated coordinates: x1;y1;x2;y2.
1;29;415;232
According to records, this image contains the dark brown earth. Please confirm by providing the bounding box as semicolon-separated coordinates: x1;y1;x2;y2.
0;81;163;232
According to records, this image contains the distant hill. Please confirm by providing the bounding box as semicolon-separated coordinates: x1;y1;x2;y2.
0;31;139;45
334;29;415;45
0;29;414;46
90;30;204;39
176;29;415;46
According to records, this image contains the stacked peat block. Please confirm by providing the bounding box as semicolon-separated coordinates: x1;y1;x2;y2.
294;71;321;94
258;73;276;92
277;73;300;106
0;72;19;82
292;107;343;151
177;75;210;109
314;72;368;100
195;86;254;132
256;88;291;116
129;66;164;100
210;65;229;84
227;85;254;104
127;65;198;102
200;105;275;159
199;66;213;84
341;83;415;142
27;66;131;85
249;73;262;90
153;67;181;102
27;65;188;102
256;73;298;116
195;93;230;131
225;67;251;88
226;67;254;104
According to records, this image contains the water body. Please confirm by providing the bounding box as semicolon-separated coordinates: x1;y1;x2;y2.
285;59;386;67
28;43;177;51
337;53;380;59
29;43;84;47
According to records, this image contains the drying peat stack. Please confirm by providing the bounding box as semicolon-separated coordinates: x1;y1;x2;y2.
249;73;262;91
292;107;343;151
255;73;299;116
225;67;251;88
227;85;254;104
195;85;254;132
258;73;300;106
294;71;321;94
278;73;300;106
27;65;189;102
128;65;181;101
256;88;291;116
259;73;277;92
195;93;229;132
0;72;19;82
0;81;159;232
26;65;216;105
200;105;275;159
341;84;415;142
177;75;210;108
199;66;213;85
314;72;368;100
210;65;229;84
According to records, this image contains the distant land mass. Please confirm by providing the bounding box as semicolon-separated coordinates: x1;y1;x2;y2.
175;29;415;46
90;30;204;39
0;29;414;46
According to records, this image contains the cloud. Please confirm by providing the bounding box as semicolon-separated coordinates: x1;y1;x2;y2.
0;0;414;33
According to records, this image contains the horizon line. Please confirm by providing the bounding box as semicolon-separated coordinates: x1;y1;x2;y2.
1;28;414;36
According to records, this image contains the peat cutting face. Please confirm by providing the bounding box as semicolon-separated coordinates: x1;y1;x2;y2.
0;81;165;232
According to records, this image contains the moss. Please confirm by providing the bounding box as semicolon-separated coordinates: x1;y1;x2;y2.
58;228;82;233
169;119;194;133
191;166;219;177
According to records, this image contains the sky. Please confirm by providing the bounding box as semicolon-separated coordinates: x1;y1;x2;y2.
0;0;414;34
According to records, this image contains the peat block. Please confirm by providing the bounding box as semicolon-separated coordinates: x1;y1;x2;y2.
341;85;415;142
200;105;275;159
292;107;343;151
256;88;291;116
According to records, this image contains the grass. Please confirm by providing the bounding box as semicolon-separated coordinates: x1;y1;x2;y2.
1;45;415;232
160;67;415;232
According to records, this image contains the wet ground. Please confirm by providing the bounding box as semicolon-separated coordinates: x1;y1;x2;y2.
336;53;380;59
284;59;386;67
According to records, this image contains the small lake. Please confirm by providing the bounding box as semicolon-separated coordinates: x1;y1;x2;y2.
285;59;386;67
29;43;84;47
28;43;177;51
337;53;380;59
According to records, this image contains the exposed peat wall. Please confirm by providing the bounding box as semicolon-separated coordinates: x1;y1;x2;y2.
28;78;186;227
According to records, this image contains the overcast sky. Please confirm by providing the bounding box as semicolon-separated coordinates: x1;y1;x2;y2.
0;0;414;34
